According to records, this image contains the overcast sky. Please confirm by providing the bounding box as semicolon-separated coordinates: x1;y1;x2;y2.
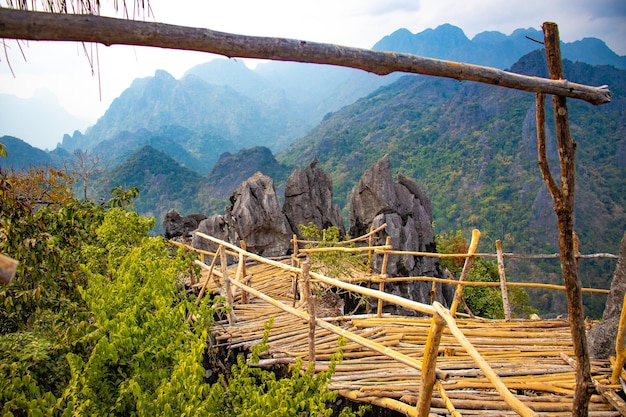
1;0;625;126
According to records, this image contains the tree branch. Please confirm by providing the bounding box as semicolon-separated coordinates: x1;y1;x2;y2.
0;8;611;105
535;92;560;201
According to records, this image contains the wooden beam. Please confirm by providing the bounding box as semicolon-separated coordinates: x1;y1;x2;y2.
0;9;611;105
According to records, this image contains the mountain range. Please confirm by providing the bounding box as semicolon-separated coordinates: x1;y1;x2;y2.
1;24;625;317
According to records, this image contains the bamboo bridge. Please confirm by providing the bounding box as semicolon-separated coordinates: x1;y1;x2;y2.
173;228;626;416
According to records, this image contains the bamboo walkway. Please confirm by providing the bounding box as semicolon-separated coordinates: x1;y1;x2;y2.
180;234;624;416
172;230;626;417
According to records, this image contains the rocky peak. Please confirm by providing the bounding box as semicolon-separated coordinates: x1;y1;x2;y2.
282;158;345;237
348;155;452;315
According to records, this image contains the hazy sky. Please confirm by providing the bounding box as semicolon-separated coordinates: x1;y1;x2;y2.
1;0;625;126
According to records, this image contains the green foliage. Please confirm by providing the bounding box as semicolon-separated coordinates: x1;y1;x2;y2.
1;170;369;416
62;231;217;416
436;230;538;319
299;222;368;279
209;320;369;417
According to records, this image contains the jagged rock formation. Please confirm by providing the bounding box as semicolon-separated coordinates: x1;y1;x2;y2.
348;155;452;315
191;172;292;257
228;172;293;256
283;158;345;238
191;214;238;254
588;231;626;358
163;209;207;239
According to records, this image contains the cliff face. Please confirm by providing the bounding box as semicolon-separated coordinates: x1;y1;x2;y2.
349;155;452;315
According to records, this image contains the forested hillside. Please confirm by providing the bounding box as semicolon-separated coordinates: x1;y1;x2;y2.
277;51;625;315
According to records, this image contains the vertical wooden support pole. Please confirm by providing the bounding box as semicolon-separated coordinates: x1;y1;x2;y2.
235;252;246;304
416;312;446;417
450;229;481;316
239;240;247;278
220;245;236;325
377;236;392;318
611;293;626;384
292;234;299;307
540;22;592;416
302;257;316;366
195;249;220;306
496;240;511;321
367;225;374;273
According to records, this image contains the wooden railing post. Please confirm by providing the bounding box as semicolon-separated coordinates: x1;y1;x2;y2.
377;236;392;318
302;257;316;367
416;311;446;416
220;245;236;324
496;240;511;321
367;225;374;274
195;249;220;306
450;229;481;316
611;293;626;384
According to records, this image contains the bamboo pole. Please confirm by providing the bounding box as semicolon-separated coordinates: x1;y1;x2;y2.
220;245;236;324
374;275;610;294
611;293;626;384
302;258;316;366
368;225;374;274
496;240;512;321
562;352;626;415
435;380;462;417
235;252;247;304
299;245;391;254
450;229;481;316
0;9;611;105
375;250;617;260
226;276;449;380
416;312;447;417
195;248;220;306
432;302;538;417
378;237;392;318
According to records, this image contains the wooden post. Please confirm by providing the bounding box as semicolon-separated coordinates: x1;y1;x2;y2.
0;253;18;285
239;240;247;278
416;312;446;416
367;225;374;274
450;229;481;316
220;245;236;324
538;22;592;416
302;257;316;366
235;252;247;304
433;302;537;417
377;236;392;318
611;293;626;384
496;240;512;321
195;249;220;306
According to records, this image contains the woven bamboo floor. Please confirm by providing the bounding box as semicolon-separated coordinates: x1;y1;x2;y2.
196;260;623;416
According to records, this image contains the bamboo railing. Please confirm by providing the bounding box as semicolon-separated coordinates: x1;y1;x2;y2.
173;227;622;415
193;231;542;416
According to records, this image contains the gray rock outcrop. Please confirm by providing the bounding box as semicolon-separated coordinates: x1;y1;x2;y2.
229;172;292;257
283;158;345;238
348;155;452;315
588;231;626;359
191;172;292;257
163;209;207;239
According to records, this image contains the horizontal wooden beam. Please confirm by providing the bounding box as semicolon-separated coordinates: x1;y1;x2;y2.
0;9;611;105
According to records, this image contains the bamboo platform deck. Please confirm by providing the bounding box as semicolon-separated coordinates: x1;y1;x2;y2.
194;260;624;417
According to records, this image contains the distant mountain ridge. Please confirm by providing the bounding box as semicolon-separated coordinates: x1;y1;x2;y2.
52;23;624;174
